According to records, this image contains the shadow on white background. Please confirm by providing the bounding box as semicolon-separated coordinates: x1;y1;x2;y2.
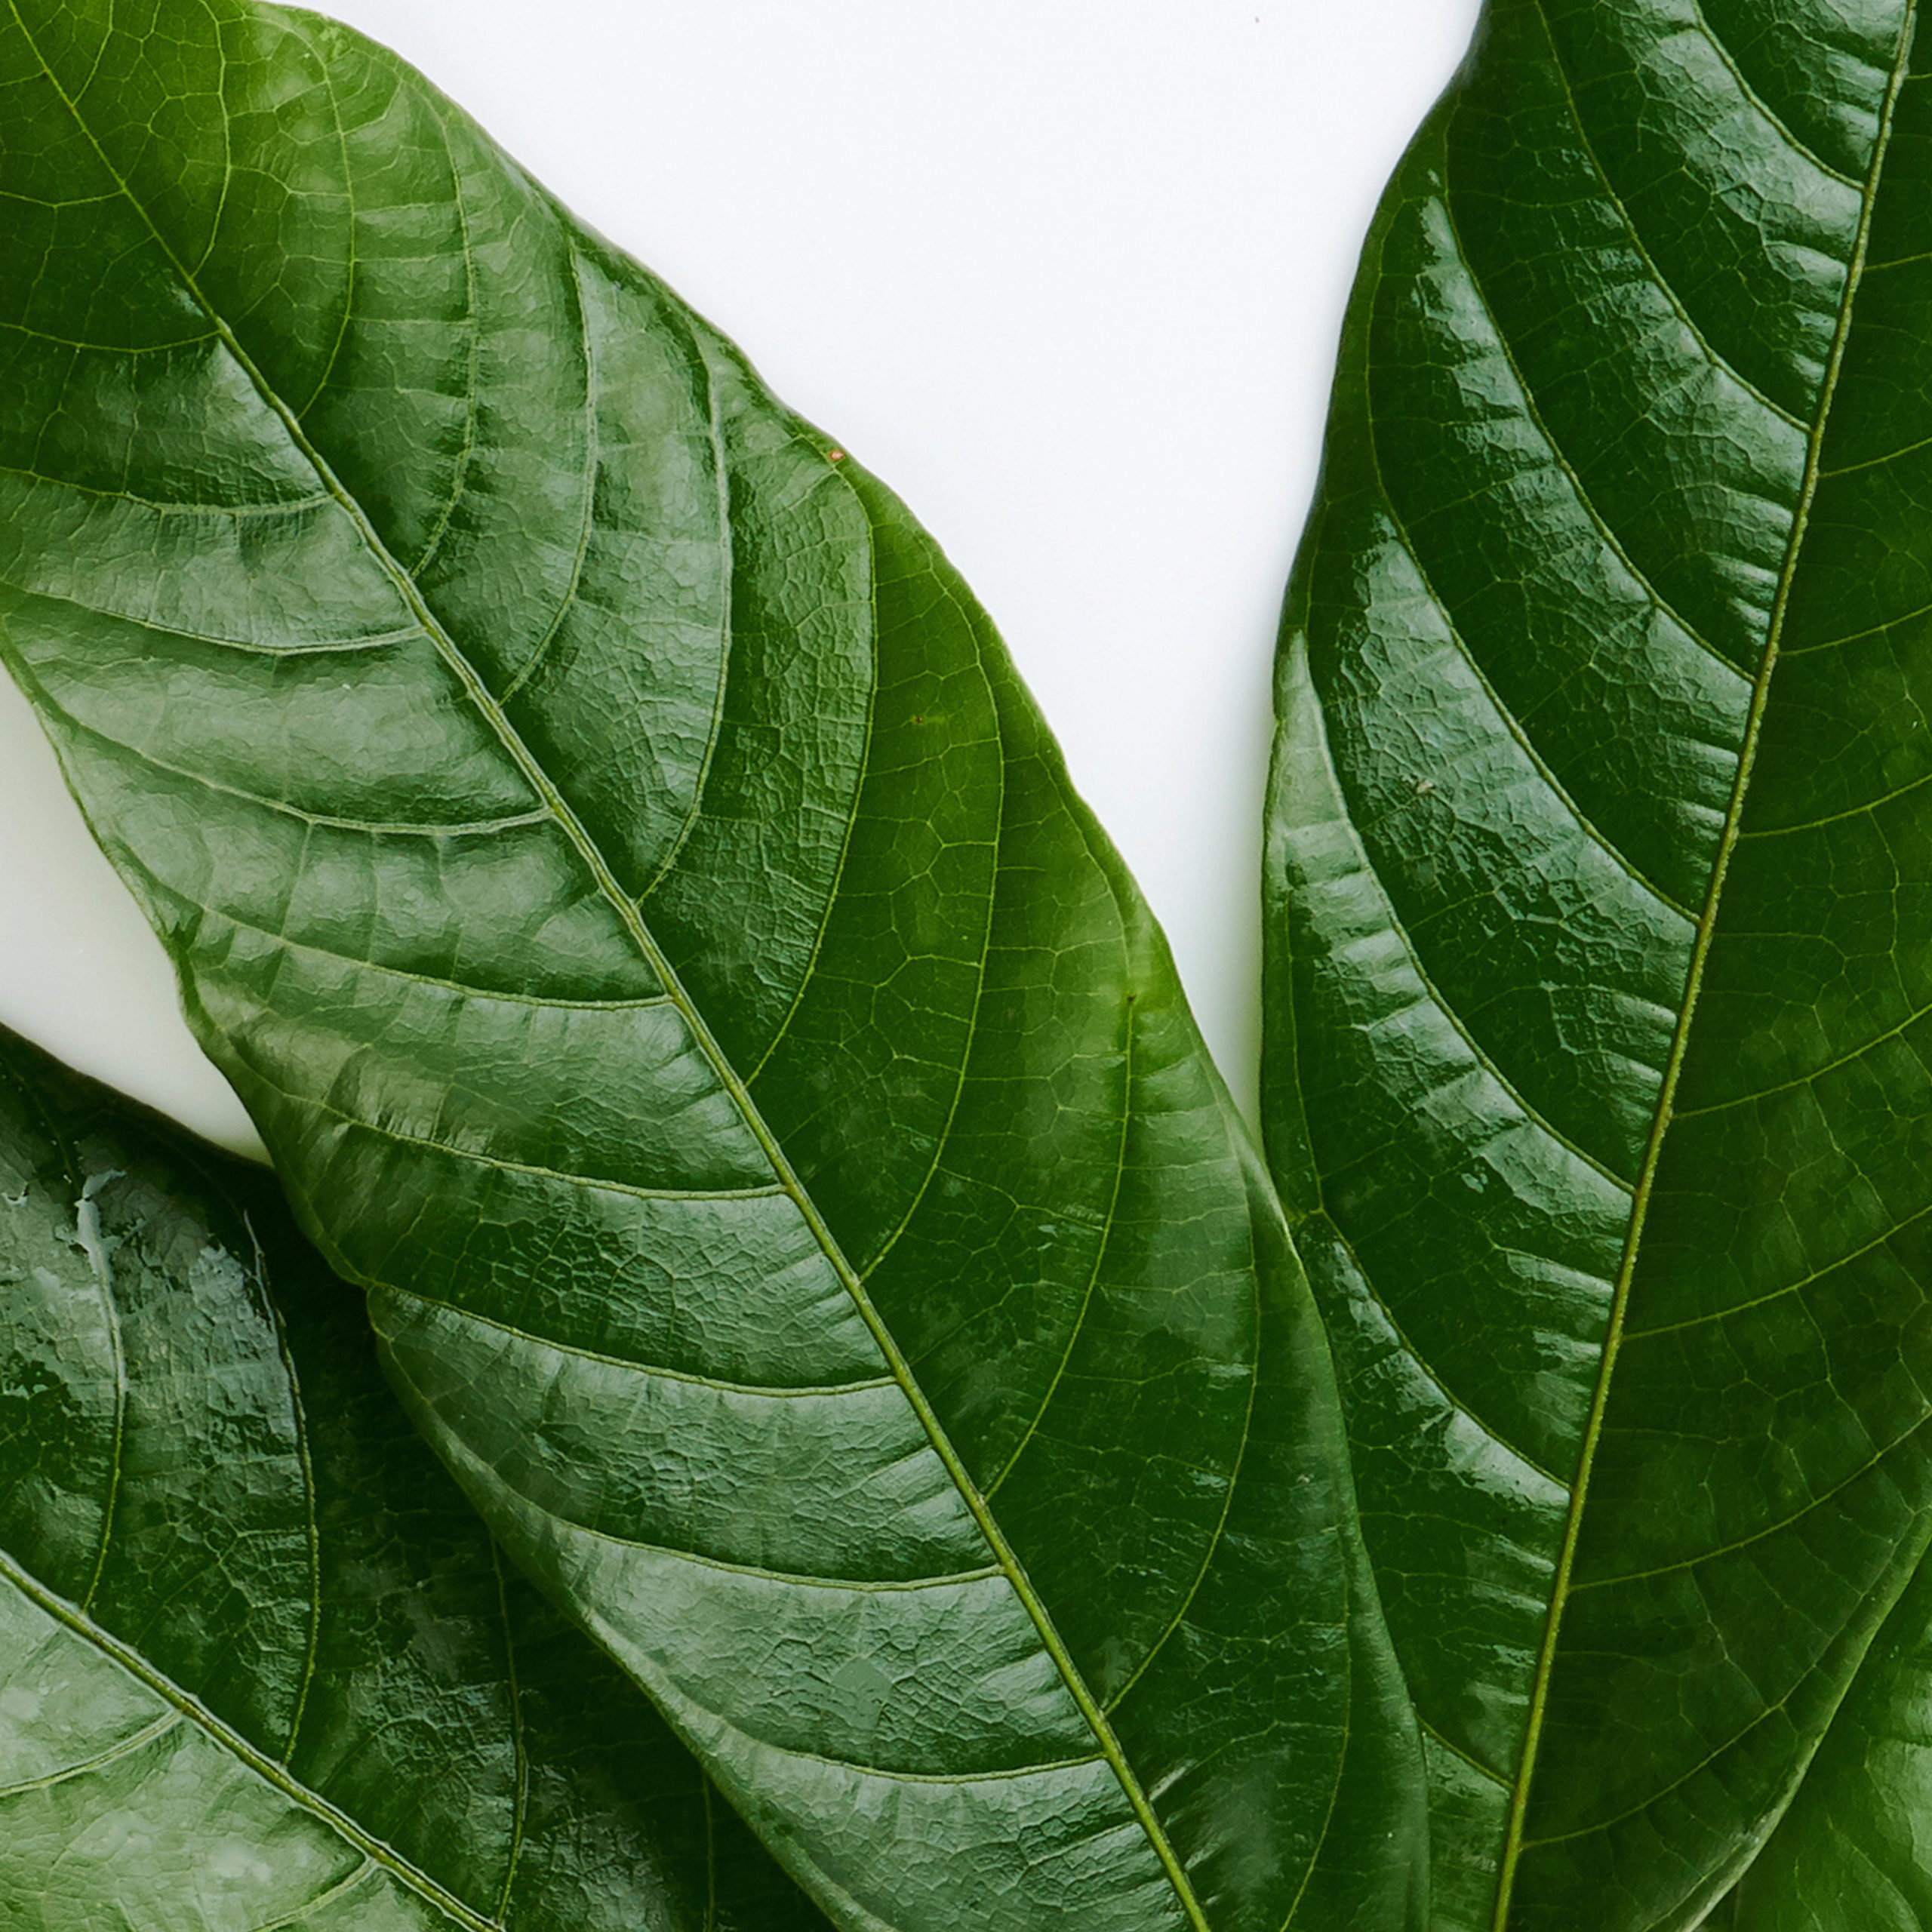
0;0;1481;1155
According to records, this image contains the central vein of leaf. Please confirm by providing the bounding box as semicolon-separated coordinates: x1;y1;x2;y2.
1489;11;1922;1927
15;19;1212;1921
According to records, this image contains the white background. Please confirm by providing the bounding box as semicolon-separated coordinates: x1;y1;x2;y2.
0;0;1481;1155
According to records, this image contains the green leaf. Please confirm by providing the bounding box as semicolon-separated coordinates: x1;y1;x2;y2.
0;2;1426;1926
0;1019;826;1930
1262;1;1932;1927
1726;1542;1932;1930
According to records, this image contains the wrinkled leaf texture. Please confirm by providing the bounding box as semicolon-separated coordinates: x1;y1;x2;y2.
1263;1;1932;1928
0;2;1427;1928
0;1020;828;1932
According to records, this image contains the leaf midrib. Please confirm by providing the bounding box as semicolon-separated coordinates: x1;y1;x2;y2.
13;16;1212;1924
1487;7;1924;1926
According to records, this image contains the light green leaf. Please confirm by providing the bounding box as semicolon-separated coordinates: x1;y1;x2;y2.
1262;1;1932;1926
0;1020;827;1930
0;2;1425;1926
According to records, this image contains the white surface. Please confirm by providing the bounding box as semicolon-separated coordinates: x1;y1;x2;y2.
0;0;1480;1155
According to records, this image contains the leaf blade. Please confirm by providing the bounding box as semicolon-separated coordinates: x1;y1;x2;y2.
0;2;1427;1925
1263;2;1932;1926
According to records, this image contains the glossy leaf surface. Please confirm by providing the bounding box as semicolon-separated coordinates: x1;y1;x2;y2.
1726;1541;1932;1930
0;3;1425;1927
0;1020;826;1931
1263;1;1932;1926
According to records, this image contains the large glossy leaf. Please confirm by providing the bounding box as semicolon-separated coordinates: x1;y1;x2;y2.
0;3;1426;1927
1262;1;1932;1927
0;1019;826;1930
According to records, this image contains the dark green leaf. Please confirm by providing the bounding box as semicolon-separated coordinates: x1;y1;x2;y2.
1727;1546;1932;1930
1263;2;1932;1927
0;1020;826;1930
0;2;1425;1925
